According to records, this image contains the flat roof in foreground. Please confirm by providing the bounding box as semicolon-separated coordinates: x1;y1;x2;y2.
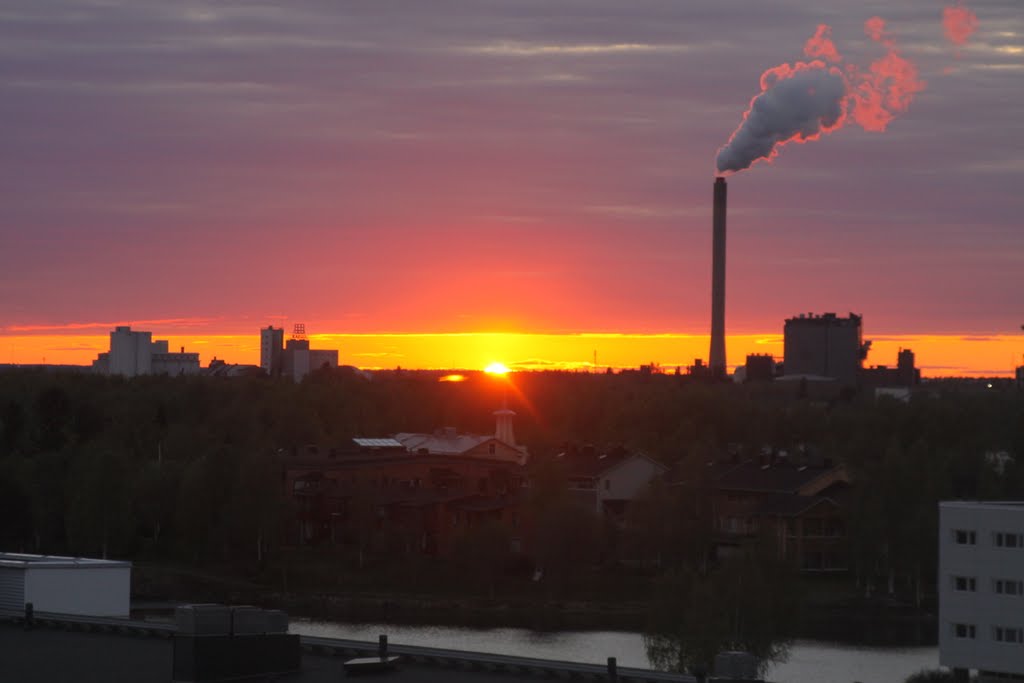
940;500;1024;511
0;553;131;569
0;624;560;683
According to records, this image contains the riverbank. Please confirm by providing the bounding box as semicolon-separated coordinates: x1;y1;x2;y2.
287;621;940;683
131;563;937;645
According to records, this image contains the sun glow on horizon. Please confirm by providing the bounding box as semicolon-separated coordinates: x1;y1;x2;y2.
0;331;1019;378
484;362;511;375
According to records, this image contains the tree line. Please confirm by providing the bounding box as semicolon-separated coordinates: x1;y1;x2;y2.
0;367;1021;674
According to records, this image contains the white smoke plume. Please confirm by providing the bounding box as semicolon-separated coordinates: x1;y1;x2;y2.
715;19;927;174
715;63;847;173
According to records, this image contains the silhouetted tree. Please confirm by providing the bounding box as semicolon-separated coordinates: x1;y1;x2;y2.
644;533;800;676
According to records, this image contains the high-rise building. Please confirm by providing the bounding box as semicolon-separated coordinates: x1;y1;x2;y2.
260;326;284;376
783;312;868;387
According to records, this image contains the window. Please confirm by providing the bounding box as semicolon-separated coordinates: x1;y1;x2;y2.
994;579;1024;596
604;479;611;491
954;529;977;545
953;576;977;592
994;627;1024;643
488;443;496;455
995;532;1024;548
953;623;976;639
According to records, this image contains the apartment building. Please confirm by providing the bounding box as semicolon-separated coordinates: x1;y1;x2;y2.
939;501;1024;682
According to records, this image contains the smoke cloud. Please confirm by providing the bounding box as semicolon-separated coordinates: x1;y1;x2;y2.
716;17;927;174
943;1;978;46
850;17;927;132
714;63;847;174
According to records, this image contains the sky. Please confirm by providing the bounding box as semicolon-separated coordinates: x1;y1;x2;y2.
1;0;1022;374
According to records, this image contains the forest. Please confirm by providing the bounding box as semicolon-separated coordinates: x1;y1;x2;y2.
0;366;1021;673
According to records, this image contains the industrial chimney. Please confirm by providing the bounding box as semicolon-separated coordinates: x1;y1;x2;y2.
709;177;727;377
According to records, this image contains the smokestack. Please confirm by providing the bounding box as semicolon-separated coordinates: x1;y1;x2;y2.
709;177;727;377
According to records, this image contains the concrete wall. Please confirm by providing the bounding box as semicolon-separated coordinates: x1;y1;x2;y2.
0;567;26;611
940;502;1024;676
597;457;665;510
23;565;131;617
108;327;152;377
151;353;200;376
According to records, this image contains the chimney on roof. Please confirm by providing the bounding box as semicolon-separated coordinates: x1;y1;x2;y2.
494;407;516;445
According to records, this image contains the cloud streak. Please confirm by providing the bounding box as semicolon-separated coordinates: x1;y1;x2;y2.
0;0;1020;344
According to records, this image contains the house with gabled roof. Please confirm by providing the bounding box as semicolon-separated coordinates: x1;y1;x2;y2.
671;451;849;572
282;407;529;553
393;407;528;465
557;445;669;520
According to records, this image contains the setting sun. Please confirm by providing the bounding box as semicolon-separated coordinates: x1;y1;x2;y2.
484;362;511;375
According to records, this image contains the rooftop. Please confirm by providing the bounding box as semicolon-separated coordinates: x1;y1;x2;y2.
703;459;842;495
0;553;131;569
940;500;1024;510
394;431;494;456
353;437;406;449
0;624;532;683
0;618;687;683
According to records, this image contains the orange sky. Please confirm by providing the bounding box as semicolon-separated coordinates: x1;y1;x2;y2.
2;331;1020;378
1;3;1020;385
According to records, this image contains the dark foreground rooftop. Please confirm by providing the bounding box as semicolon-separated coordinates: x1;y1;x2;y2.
2;621;684;683
0;624;560;683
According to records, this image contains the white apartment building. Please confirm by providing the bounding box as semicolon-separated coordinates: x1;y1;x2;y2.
260;326;284;375
940;501;1024;682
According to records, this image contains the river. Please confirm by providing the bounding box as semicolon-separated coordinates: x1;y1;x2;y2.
290;619;939;683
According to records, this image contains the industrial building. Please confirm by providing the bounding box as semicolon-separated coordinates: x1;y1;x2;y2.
743;354;776;382
861;348;921;391
939;501;1024;682
260;324;339;381
91;326;200;377
782;313;868;387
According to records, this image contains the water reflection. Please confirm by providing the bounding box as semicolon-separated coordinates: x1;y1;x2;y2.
290;619;938;683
